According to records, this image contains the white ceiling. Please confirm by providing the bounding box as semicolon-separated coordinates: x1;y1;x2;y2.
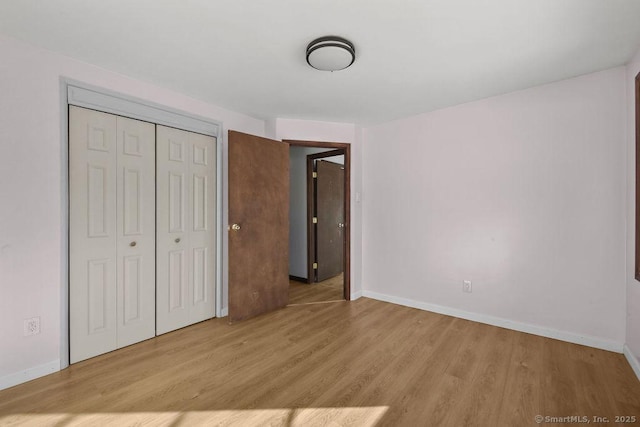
1;0;640;125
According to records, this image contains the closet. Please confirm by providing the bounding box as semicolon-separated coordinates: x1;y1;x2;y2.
69;106;216;363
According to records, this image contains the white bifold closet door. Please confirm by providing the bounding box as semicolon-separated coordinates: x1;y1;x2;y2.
69;106;156;363
156;125;216;335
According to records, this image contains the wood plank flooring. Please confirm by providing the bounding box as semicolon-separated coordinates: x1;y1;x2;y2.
1;298;639;426
288;274;344;305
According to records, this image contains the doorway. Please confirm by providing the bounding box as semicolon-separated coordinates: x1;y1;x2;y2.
286;140;351;303
227;133;351;320
310;151;345;283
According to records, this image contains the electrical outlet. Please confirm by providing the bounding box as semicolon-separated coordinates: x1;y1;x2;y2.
463;280;472;293
24;317;40;336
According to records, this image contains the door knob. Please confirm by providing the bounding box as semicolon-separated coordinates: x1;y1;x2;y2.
338;223;345;228
231;223;241;231
130;241;137;247
175;238;181;243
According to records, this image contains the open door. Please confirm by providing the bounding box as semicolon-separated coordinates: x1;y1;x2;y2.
315;160;345;282
228;131;290;321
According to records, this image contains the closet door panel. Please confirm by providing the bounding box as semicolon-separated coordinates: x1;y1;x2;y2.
188;132;216;323
116;116;156;348
156;126;191;334
157;126;216;334
69;106;118;363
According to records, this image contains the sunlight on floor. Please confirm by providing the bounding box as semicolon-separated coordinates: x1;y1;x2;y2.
0;406;389;426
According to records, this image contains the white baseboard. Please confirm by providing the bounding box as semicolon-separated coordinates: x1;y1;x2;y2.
624;345;640;381
362;290;623;353
350;290;363;301
0;359;60;391
219;306;228;317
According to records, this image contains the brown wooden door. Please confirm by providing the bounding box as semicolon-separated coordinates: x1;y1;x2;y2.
228;131;290;321
316;160;345;282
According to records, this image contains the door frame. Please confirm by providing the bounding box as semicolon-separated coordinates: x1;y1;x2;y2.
60;78;223;369
285;140;351;300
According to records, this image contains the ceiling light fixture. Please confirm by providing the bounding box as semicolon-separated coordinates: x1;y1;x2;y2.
306;36;356;72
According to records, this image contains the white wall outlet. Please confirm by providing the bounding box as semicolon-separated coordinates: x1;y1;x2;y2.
24;317;40;336
463;280;472;293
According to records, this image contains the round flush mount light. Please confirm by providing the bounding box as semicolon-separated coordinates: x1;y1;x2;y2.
306;36;356;72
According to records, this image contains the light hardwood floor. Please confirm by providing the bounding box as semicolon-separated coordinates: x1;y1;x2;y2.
288;274;344;305
1;298;639;426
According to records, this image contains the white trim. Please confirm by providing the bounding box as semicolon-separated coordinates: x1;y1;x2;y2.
350;290;363;301
66;80;220;137
362;290;623;353
624;344;640;381
215;127;224;318
59;79;70;370
0;360;60;391
221;130;230;317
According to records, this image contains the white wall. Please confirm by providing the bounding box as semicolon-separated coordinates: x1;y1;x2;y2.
625;47;640;376
362;68;627;350
0;35;265;389
275;119;363;299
